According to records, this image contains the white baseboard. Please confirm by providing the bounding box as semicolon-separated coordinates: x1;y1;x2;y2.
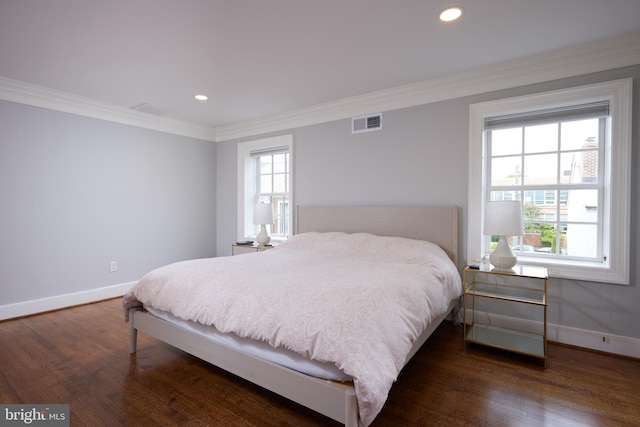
0;282;136;321
464;309;640;359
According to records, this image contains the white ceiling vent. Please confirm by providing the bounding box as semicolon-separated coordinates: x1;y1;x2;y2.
352;113;382;134
130;102;164;115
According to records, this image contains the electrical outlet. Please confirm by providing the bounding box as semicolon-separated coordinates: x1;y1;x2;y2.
109;261;118;273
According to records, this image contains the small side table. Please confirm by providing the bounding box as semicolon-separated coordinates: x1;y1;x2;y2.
463;264;548;366
231;244;275;256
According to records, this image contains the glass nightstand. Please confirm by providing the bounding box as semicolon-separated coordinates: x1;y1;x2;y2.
231;243;276;256
463;264;548;367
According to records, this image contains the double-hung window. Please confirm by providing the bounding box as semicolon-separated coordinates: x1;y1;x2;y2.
237;134;293;241
468;79;632;284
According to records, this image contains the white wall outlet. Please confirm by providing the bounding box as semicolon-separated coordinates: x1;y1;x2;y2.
109;261;118;273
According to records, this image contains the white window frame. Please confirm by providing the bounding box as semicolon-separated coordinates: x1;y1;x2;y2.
468;79;632;284
237;134;294;242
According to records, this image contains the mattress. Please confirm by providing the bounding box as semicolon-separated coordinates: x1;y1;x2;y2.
145;305;353;382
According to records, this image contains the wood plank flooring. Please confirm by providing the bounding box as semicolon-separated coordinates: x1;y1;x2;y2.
1;298;639;426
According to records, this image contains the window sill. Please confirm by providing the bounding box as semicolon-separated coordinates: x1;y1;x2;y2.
516;255;628;285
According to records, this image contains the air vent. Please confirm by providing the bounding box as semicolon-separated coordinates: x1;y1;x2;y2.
352;113;382;134
130;102;163;115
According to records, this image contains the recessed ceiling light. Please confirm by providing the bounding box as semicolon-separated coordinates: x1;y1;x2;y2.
194;94;208;101
439;6;463;22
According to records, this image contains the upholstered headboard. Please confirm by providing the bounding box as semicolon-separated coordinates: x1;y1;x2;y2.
296;205;459;267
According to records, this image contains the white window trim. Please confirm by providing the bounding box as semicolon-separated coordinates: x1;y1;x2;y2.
468;79;632;284
237;134;294;242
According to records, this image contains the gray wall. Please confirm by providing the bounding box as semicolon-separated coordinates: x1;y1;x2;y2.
1;63;636;344
0;100;217;305
216;65;639;341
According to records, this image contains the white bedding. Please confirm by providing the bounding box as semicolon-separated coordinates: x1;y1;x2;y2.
125;232;462;426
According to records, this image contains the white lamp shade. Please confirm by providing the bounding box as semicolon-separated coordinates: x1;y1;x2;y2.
484;201;523;237
253;203;274;225
484;200;523;270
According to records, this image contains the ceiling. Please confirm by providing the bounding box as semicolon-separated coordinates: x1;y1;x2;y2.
1;0;640;130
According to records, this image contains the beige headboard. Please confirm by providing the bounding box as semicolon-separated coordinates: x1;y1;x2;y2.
296;205;459;266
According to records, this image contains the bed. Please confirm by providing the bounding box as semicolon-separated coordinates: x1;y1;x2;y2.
124;205;461;426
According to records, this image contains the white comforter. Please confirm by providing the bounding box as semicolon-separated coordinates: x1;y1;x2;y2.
125;232;462;426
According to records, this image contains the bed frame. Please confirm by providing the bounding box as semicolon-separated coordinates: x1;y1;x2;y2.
129;205;459;426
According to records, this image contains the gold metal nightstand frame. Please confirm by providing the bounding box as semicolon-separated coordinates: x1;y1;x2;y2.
463;264;548;367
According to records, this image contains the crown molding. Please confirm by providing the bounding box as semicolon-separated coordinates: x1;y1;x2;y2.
215;30;640;142
0;77;217;141
1;31;638;143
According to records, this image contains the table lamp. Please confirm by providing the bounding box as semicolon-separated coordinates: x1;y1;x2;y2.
484;200;523;270
254;203;274;245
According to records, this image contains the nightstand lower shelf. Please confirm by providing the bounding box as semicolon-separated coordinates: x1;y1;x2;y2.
465;323;545;359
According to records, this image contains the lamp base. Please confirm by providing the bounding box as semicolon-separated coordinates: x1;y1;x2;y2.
256;224;271;245
490;235;517;270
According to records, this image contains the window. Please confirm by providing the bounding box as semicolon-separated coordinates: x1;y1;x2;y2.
254;148;290;236
468;79;632;284
487;110;604;260
237;135;293;241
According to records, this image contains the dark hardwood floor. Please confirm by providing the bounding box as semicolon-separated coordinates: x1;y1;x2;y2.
1;298;639;426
